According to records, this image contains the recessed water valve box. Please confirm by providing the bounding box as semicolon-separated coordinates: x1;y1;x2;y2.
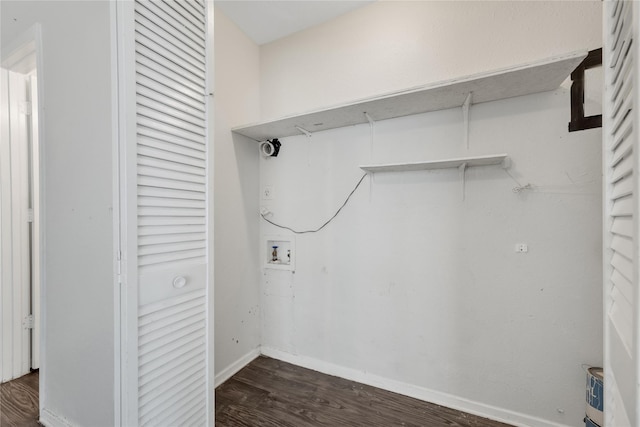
264;236;295;271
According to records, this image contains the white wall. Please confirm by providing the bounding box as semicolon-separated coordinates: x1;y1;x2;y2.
258;2;603;426
1;2;115;425
260;1;602;120
213;8;262;381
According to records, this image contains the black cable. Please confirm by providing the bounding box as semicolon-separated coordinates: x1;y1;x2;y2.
260;173;369;234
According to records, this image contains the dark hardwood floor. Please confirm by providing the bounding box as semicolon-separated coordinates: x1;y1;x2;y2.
0;371;39;427
216;356;513;427
1;359;514;426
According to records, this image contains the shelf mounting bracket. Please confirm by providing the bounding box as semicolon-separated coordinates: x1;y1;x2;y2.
462;92;473;149
365;112;375;125
459;162;468;201
295;126;312;137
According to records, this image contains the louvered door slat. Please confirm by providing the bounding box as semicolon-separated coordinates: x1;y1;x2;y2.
604;2;638;426
179;0;206;24
137;95;206;130
138;189;204;203
133;0;209;424
612;269;634;303
612;235;633;259
139;224;206;236
612;45;633;99
139;357;205;405
138;116;205;145
138;323;203;363
147;385;206;427
610;298;633;354
142;1;205;46
611;110;632;149
184;409;207;427
612;194;633;216
136;65;205;108
135;11;205;64
612;216;633;237
611;1;629;51
139;238;205;255
612;134;632;165
611;96;632;133
136;30;205;79
138;195;205;208
138;145;205;169
139;248;206;267
139;344;204;388
138;216;205;226
140;370;206;421
611;154;633;182
138;165;205;184
138;134;205;159
163;0;206;28
611;252;633;282
612;174;633;199
137;85;205;122
137;157;205;177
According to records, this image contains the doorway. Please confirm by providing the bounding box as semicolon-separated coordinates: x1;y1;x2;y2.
0;24;42;383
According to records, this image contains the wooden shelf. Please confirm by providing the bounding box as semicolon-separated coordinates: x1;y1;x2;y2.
232;51;586;142
360;154;509;173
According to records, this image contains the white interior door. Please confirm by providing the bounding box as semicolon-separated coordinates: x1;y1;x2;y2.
603;1;639;425
117;1;213;425
0;58;38;382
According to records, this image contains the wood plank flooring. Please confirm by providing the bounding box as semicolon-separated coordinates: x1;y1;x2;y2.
0;371;39;427
216;356;513;427
1;359;514;426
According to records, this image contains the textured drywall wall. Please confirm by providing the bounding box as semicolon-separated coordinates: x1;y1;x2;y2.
1;1;115;425
258;2;603;426
213;7;262;379
259;1;602;120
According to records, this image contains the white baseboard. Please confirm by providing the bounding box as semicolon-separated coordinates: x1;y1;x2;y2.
260;347;570;427
215;347;261;388
40;408;74;427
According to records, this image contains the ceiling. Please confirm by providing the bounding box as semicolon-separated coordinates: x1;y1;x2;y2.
215;1;376;45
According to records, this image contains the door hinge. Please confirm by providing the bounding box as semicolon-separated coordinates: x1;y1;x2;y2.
116;251;123;284
27;208;34;223
20;101;32;116
23;314;34;329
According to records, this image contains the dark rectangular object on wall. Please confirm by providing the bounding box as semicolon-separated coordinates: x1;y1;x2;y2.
569;48;602;132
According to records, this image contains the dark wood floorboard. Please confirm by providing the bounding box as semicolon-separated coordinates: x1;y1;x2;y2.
215;356;513;427
0;372;39;427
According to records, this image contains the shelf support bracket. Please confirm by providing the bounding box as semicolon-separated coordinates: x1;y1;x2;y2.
365;112;375;125
462;92;473;149
459;162;467;201
295;126;312;138
365;112;376;159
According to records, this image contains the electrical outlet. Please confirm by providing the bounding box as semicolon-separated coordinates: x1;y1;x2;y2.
262;185;274;200
515;243;528;253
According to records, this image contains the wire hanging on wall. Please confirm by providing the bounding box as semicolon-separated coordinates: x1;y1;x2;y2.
260;173;368;234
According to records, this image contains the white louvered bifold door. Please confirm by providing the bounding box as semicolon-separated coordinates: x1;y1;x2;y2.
604;1;640;426
117;1;212;425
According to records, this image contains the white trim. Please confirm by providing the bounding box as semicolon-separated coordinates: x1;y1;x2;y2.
39;408;74;427
260;347;572;427
114;2;138;425
215;348;260;388
0;26;45;416
1;29;35;383
205;1;215;424
109;2;121;425
214;346;571;427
